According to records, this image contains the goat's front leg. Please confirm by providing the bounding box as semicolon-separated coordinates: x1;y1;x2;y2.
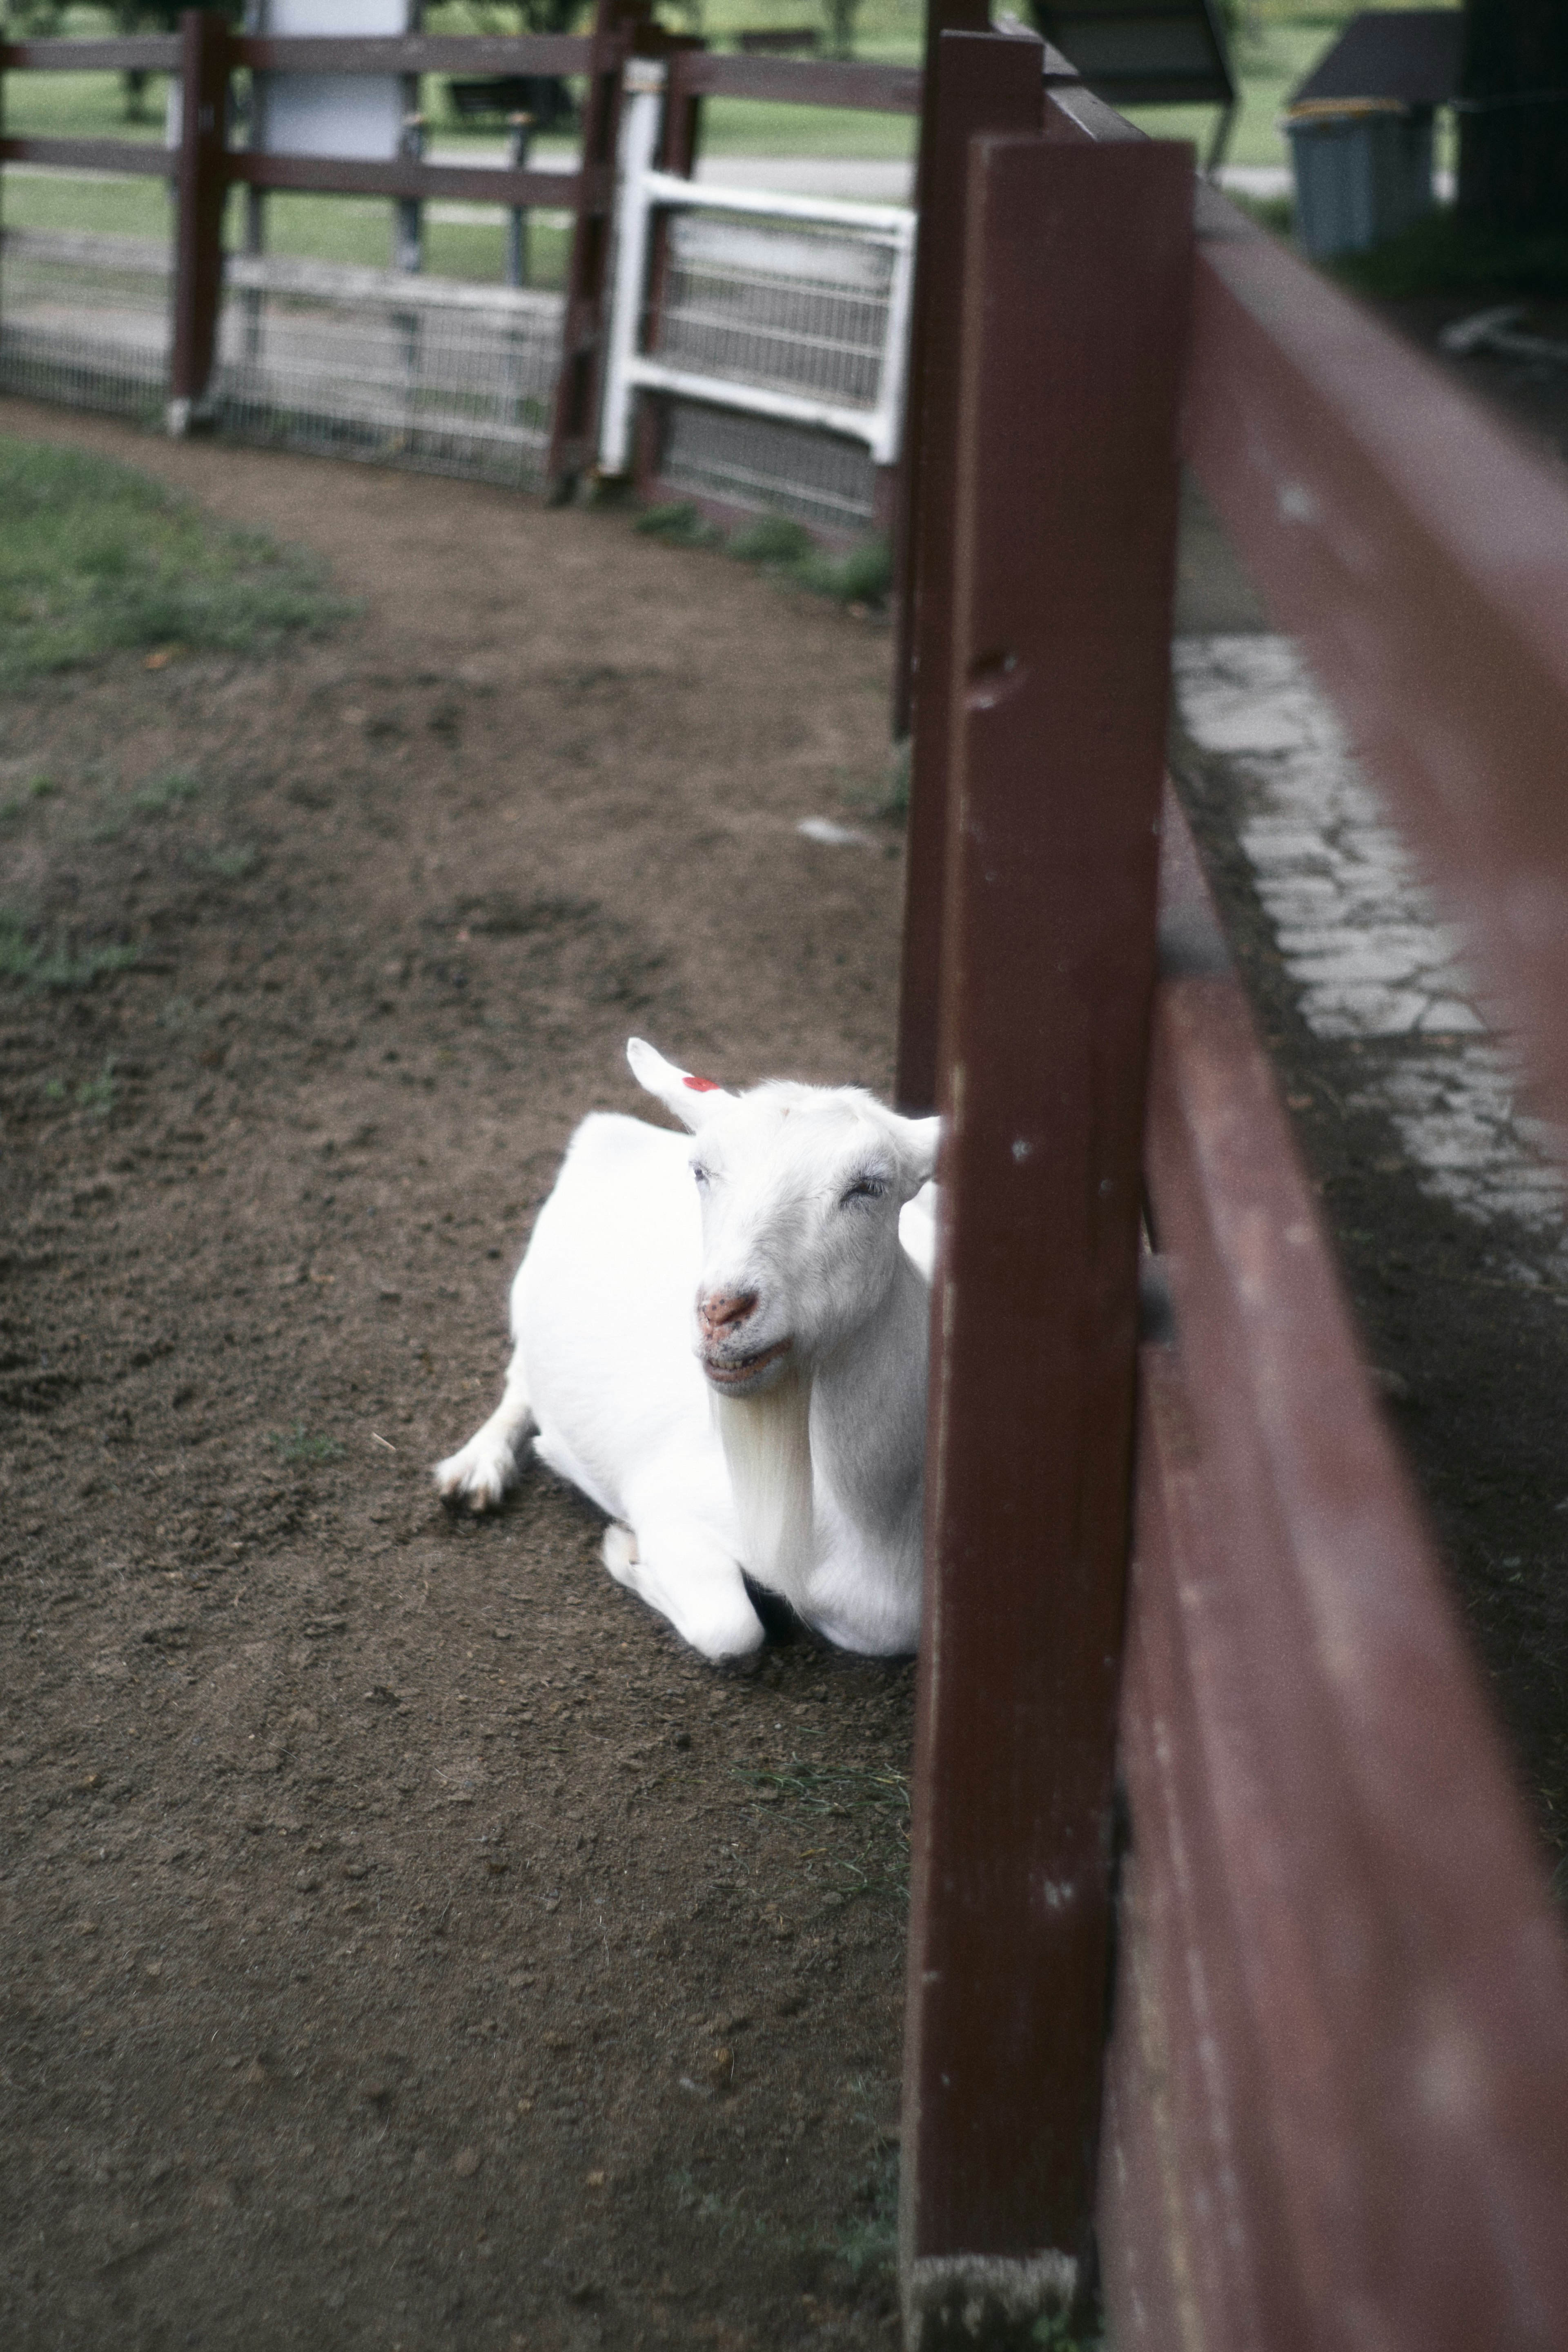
602;1516;764;1660
433;1345;533;1511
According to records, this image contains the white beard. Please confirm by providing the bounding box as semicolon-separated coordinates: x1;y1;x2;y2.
713;1365;814;1606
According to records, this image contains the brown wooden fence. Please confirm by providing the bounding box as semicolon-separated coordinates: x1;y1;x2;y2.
0;9;925;501
894;23;1568;2350
0;11;635;481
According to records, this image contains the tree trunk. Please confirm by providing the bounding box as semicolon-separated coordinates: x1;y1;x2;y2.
1459;0;1568;232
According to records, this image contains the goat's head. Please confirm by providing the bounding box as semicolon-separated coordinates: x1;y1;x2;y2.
628;1038;939;1396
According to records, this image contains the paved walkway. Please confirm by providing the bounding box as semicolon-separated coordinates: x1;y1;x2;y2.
1175;634;1568;1264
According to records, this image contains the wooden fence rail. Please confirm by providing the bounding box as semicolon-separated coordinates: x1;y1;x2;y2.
1106;792;1568;2350
895;23;1568;2349
664;49;920;113
0;35;180;70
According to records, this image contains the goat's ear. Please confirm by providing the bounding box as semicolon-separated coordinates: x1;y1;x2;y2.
626;1037;737;1131
898;1114;942;1189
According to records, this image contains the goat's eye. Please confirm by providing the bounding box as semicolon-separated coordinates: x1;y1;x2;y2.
842;1176;886;1206
693;1165;710;1187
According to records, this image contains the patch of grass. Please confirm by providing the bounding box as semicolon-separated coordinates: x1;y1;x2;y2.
672;2070;903;2284
795;536;892;607
0;773;60;823
2;169;575;290
0;908;140;990
196;844;259;880
634;500;725;548
156;995;211;1031
639;501;893;610
829;2201;898;2281
75;1057;118;1119
0;436;354;691
733;1757;910;1900
643;94;919;160
131;768;202;814
267;1423;346;1466
41;1076;67;1103
826;2082;900;2281
671;2157;896;2275
671;2168;782;2249
735;1756;909;1825
729;514;815;566
876;739;910;820
1331;206;1568;303
1033;2310;1105;2350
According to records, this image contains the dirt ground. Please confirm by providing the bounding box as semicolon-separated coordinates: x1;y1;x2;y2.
4;319;1568;2352
0;398;915;2352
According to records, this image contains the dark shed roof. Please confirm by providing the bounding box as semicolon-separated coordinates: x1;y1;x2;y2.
1292;9;1463;109
1033;0;1234;109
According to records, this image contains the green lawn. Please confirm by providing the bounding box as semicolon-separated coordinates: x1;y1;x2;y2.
0;432;349;690
0;64;169;144
1124;17;1334;171
2;166;174;244
0;170;575;283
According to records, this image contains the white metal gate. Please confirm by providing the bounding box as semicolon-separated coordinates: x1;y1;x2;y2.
598;59;916;523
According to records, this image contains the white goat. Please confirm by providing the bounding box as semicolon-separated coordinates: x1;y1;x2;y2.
433;1038;940;1659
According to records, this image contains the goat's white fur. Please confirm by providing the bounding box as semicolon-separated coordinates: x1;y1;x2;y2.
433;1038;940;1659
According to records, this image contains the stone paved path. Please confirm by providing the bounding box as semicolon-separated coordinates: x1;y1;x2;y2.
1175;633;1568;1260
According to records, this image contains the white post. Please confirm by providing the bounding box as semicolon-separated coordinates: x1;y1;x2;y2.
597;57;667;479
870;211;918;468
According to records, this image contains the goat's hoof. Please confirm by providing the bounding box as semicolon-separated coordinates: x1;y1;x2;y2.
432;1445;512;1512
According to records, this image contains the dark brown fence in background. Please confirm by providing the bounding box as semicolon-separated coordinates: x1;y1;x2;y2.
895;22;1568;2350
666;47;920;113
0;10;925;504
0;8;634;487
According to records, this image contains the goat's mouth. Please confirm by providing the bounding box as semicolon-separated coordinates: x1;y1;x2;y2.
702;1337;793;1391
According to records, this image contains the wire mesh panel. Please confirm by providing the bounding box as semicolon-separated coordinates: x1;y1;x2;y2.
215;256;564;487
597;118;915;533
659;400;878;531
0;229;172;423
0;229;562;488
644;209;902;532
655;209;896;410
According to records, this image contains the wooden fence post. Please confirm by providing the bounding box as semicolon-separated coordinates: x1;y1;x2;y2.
168;7;231;434
545;0;646;500
628;32;706;501
888;0;991;748
899;129;1192;2348
890;28;1043;1115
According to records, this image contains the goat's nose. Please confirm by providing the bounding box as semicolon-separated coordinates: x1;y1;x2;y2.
698;1290;757;1343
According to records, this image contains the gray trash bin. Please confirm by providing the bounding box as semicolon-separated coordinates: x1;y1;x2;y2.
1283;97;1436;261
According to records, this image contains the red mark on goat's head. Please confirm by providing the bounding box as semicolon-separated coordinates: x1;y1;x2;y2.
684;1074;721;1094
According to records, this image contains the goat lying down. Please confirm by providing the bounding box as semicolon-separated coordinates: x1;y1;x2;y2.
433;1039;940;1659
